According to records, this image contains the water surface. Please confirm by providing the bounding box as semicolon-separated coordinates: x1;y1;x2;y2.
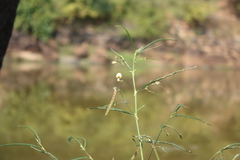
0;62;239;160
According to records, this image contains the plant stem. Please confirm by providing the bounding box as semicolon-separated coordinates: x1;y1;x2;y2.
132;50;144;160
147;113;174;160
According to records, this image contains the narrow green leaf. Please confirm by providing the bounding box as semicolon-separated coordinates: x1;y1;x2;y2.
88;105;133;115
225;143;240;147
233;154;240;160
174;104;188;113
174;114;211;126
68;137;87;149
223;146;240;150
145;88;161;96
115;25;135;49
138;66;197;91
156;141;195;154
0;143;41;149
137;105;146;112
18;125;41;143
110;48;131;70
210;143;240;160
137;38;176;54
70;157;90;160
132;138;139;147
76;137;87;149
31;146;44;152
161;125;183;139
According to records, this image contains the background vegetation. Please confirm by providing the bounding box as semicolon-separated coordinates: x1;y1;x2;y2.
14;0;218;41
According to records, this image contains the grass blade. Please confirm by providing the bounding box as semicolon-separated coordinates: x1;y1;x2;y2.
137;38;176;54
156;141;195;154
174;104;188;113
70;157;90;160
68;137;87;148
18;125;42;143
115;25;135;49
88;105;133;115
210;143;240;160
137;105;146;112
138;66;197;91
111;48;131;70
0;143;42;149
174;114;211;126
233;154;240;160
161;125;183;139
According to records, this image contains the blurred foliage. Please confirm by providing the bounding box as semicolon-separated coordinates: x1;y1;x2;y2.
228;0;240;17
171;1;215;27
60;0;113;22
14;0;216;40
14;0;60;41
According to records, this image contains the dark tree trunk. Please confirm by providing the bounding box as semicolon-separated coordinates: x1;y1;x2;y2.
0;0;20;70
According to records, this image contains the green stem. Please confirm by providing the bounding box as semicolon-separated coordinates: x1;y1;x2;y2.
132;50;144;160
147;114;174;160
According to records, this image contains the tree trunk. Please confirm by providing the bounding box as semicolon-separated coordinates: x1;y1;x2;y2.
0;0;20;70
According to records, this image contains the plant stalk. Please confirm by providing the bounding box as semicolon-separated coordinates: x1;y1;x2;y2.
132;50;144;160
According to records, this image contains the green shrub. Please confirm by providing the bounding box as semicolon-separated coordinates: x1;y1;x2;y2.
60;0;113;22
14;0;60;41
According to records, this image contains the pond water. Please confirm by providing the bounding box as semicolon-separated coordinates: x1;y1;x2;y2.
0;61;240;160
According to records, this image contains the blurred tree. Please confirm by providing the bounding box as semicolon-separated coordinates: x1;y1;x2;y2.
0;0;19;70
60;0;113;22
14;0;60;41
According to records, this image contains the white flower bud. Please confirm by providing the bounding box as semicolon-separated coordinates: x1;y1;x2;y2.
116;73;122;81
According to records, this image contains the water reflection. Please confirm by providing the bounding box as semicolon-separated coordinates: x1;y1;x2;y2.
0;62;240;160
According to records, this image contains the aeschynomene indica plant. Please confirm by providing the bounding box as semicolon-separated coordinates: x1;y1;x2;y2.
89;25;211;160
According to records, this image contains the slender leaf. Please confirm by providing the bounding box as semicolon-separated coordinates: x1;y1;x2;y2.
145;88;161;96
68;137;87;149
137;105;146;112
115;25;135;49
88;105;133;115
138;66;197;91
70;157;90;160
174;104;188;113
132;138;140;147
111;48;131;70
225;143;240;147
210;144;240;160
233;154;240;160
174;114;211;126
161;125;183;139
156;141;195;154
137;38;176;55
0;143;41;149
223;146;240;150
18;125;42;143
31;146;44;152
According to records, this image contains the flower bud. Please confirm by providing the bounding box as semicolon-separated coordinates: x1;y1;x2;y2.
116;73;122;81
